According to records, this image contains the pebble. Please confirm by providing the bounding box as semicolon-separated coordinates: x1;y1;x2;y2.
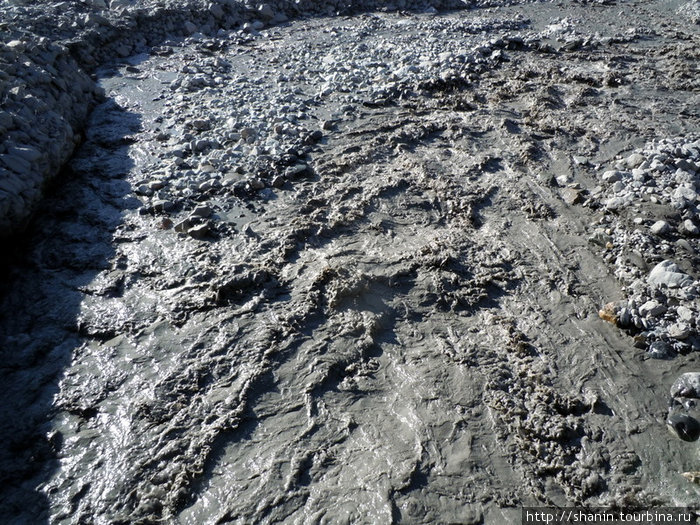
671;373;700;399
677;306;694;322
639;300;666;317
602;170;622;183
650;220;670;235
648;340;674;359
667;413;700;441
188;222;210;239
248;178;265;190
588;229;613;247
191;204;212;218
257;4;276;21
561;187;582;205
682;219;699;236
285;163;309;178
153;199;174;213
668;323;690;340
624;153;645;169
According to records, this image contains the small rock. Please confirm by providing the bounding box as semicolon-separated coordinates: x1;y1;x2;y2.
598;301;620;325
618;307;632;327
304;130;323;144
668;413;700;442
561;188;582;205
191;119;211;131
673;186;698;204
191;204;212;218
588;229;613;247
648;260;693;288
184;21;198;34
174;218;193;233
677;306;694;322
676;159;698;173
135;184;153;197
248;178;265;190
241;127;257;140
605;196;627;210
676;239;695;253
681;471;700;484
682;219;699;236
271;175;285;188
188;222;210;239
650;220;670;235
556;174;571;186
668;323;690;340
258;3;275;20
209;2;225;19
285;164;309;178
153;200;174;213
639;300;666;317
648;340;674;360
602;170;622;183
671;372;700;398
624;153;645;169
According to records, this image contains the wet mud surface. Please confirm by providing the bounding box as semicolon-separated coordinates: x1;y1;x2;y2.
1;1;700;523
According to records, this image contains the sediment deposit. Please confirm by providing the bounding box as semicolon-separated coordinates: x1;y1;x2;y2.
1;0;699;523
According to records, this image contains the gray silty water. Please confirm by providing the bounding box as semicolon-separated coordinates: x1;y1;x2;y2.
2;0;700;524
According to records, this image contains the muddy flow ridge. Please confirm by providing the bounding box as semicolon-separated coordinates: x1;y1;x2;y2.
1;1;700;524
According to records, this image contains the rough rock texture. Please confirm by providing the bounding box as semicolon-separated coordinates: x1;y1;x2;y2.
1;0;700;524
0;0;507;236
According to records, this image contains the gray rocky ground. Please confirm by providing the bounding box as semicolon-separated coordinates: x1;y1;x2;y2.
1;0;700;523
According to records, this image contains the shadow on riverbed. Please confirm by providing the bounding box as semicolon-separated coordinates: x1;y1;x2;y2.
0;100;141;523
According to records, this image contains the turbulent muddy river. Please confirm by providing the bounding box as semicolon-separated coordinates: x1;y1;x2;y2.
1;0;700;523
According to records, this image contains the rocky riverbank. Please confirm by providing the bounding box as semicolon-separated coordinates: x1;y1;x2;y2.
0;0;497;236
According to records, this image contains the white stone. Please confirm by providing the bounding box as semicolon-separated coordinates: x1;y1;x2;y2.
672;186;697;203
605;196;626;210
624;153;645;169
668;323;690;340
602;170;621;183
639;300;666;317
650;220;670;235
682;219;699;236
676;306;694;322
648;260;693;288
